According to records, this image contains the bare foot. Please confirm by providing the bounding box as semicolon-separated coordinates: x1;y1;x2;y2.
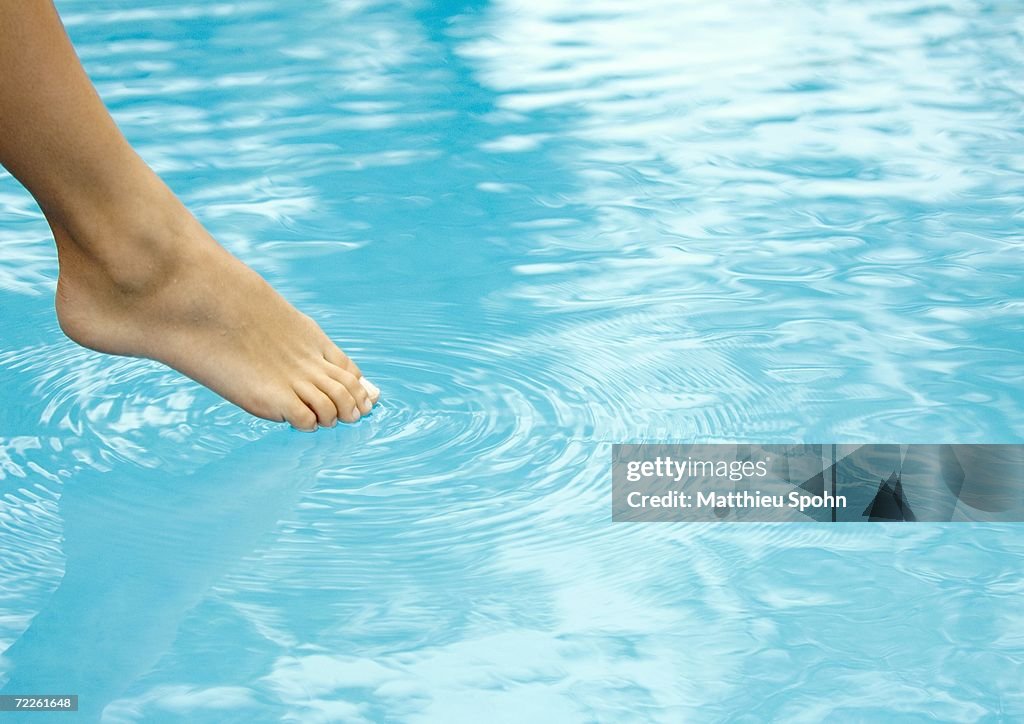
48;193;380;431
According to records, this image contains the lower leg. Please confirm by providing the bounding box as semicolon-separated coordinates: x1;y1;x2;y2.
0;1;174;263
0;0;379;429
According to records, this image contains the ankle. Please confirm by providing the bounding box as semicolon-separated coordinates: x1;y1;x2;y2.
49;182;198;295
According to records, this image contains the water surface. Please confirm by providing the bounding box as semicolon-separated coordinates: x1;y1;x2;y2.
1;0;1023;720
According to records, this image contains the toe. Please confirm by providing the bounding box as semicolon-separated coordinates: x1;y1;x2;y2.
359;376;381;404
294;381;338;428
318;376;360;424
324;344;363;379
283;397;319;432
323;364;373;415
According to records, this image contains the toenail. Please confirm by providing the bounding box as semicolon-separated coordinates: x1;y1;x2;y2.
359;377;380;399
350;406;360;420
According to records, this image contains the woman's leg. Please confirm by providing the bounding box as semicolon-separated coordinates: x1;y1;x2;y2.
0;0;378;430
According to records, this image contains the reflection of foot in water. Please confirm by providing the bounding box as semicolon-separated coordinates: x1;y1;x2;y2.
0;431;334;720
0;1;379;430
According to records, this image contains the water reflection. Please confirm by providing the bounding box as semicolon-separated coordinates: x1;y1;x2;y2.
0;432;327;720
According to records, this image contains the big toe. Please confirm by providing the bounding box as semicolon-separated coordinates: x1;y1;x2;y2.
359;376;381;404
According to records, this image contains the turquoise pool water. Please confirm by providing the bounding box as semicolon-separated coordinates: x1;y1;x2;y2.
2;0;1023;720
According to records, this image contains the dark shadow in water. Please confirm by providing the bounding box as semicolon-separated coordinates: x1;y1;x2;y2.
0;429;339;720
